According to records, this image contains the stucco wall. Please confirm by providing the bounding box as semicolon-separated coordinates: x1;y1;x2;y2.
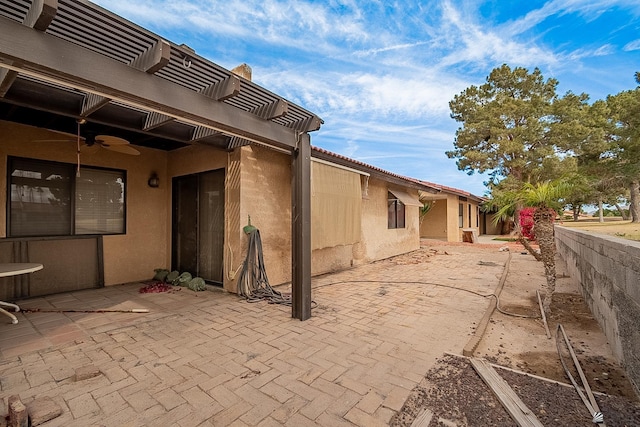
235;145;357;286
446;195;461;242
555;226;640;395
312;177;422;273
483;212;503;235
0;122;431;294
358;178;420;262
419;194;467;242
167;144;228;182
420;198;448;240
313;244;355;274
237;145;292;288
445;197;480;242
0;121;169;286
101;147;168;286
230;149;423;287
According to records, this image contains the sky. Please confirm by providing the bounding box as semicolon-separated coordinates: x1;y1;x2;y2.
94;0;640;197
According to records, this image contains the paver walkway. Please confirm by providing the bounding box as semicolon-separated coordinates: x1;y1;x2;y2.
0;242;508;426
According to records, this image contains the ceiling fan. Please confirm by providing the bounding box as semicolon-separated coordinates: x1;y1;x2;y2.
81;133;140;156
36;120;140;176
37;119;141;156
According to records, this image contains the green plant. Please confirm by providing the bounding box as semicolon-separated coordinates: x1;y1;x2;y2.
419;201;435;225
188;277;206;291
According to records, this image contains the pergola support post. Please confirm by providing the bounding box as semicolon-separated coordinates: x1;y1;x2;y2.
291;132;312;320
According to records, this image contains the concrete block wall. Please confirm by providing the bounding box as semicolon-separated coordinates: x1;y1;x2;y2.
555;226;640;396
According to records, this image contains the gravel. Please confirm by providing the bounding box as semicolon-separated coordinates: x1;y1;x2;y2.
390;353;640;427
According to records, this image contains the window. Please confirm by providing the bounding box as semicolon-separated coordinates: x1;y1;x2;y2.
468;204;472;228
476;206;480;227
458;203;464;228
9;157;125;237
388;192;405;229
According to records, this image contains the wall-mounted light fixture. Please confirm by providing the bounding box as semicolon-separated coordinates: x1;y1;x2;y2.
148;172;159;188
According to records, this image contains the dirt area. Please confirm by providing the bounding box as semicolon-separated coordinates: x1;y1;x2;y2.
560;218;640;241
391;239;640;427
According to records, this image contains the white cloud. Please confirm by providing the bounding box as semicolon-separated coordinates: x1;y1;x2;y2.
95;0;375;56
91;0;639;196
318;117;454;147
353;41;431;57
341;139;360;158
436;1;559;69
257;64;471;123
623;39;640;51
503;0;637;34
565;44;615;61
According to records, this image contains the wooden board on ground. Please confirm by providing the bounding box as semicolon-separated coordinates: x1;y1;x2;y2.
410;408;433;427
470;357;544;427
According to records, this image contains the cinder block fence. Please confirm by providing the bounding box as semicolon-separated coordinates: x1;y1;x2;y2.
555;226;640;397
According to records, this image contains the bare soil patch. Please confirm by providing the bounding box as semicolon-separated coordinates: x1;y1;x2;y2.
391;239;640;426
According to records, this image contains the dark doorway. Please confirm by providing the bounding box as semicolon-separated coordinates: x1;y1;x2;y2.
172;169;225;284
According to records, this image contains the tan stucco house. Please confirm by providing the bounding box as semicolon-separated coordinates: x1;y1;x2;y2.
418;183;485;242
0;0;482;320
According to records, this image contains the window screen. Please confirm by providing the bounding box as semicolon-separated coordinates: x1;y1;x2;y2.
9;157;125;237
10;158;72;236
75;168;125;234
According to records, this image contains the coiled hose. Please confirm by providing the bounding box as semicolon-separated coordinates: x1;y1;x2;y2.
237;229;291;305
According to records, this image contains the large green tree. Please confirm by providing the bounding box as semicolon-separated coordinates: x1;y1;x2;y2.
447;65;596;192
553;98;626;221
447;64;560;187
448;64;591;231
562;172;594;221
607;86;640;222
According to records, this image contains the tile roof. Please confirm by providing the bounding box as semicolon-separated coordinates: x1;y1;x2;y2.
311;146;484;201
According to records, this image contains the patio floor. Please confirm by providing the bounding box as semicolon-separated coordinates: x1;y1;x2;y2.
0;241;508;426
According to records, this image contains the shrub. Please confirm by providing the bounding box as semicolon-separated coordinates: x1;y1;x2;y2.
188;277;206;291
519;207;536;240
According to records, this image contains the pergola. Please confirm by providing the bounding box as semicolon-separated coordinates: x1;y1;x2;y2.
0;0;323;320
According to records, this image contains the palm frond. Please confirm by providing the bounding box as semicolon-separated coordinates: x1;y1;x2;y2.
522;180;570;209
488;180;571;226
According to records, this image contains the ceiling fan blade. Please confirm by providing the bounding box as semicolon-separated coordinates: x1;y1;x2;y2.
95;135;130;146
35;127;86;143
42;128;80;139
80;143;100;154
103;144;140;155
34;138;76;143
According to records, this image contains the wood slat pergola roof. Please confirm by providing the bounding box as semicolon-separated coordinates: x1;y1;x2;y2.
0;0;319;320
0;0;323;151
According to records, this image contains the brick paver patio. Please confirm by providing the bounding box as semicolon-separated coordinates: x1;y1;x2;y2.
0;242;507;426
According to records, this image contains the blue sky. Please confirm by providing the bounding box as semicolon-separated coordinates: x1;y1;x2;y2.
95;0;640;197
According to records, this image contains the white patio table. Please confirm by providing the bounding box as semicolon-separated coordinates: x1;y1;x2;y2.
0;263;43;324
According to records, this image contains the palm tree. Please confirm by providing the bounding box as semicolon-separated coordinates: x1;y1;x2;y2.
494;181;569;314
483;194;516;235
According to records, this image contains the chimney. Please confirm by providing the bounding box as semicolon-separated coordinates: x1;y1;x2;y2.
231;63;252;81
